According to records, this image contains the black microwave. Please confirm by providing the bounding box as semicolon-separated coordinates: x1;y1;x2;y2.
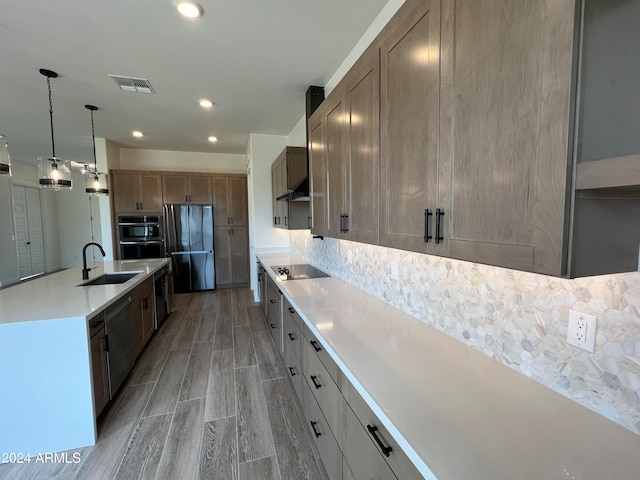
118;215;163;242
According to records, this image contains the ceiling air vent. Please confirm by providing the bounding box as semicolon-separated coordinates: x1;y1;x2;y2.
108;75;156;93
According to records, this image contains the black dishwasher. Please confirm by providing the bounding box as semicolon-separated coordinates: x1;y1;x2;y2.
104;295;134;398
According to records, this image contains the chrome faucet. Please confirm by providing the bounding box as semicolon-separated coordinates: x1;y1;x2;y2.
82;242;106;280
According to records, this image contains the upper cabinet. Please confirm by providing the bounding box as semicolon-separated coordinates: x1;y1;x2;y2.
308;0;640;277
271;147;310;230
441;0;576;275
111;172;163;213
309;114;326;236
379;0;442;254
213;175;247;227
163;174;212;204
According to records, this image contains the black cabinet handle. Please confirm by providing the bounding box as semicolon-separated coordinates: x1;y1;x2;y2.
284;216;288;226
288;307;295;314
310;421;321;438
288;333;295;341
424;209;433;243
310;375;322;389
343;214;349;233
274;216;277;225
435;208;444;244
270;323;276;329
367;425;393;457
269;299;276;304
288;366;296;377
310;340;321;352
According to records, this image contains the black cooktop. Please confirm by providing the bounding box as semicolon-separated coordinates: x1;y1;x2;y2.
271;264;330;280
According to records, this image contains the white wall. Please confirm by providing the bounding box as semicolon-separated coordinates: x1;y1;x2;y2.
119;148;245;173
55;170;103;268
286;116;307;147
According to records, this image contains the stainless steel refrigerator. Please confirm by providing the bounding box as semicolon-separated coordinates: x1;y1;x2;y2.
164;204;215;293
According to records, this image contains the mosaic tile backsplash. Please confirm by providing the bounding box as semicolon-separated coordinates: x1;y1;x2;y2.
291;231;640;434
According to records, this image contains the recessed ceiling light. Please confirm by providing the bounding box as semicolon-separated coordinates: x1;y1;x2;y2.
208;136;218;143
175;0;204;18
132;130;144;138
199;99;214;108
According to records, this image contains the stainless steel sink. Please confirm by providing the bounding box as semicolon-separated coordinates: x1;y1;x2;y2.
79;272;140;286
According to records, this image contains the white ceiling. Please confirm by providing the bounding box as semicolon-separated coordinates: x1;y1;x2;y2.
0;0;388;165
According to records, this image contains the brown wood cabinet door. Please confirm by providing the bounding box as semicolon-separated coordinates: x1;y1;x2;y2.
214;226;232;285
189;176;212;204
131;298;144;357
213;176;230;226
344;47;380;245
229;176;247;226
142;290;155;343
271;164;280;227
441;0;575;274
309;115;326;236
112;173;139;212
325;93;346;238
138;174;163;212
231;226;249;284
379;0;442;255
163;174;189;204
90;326;109;416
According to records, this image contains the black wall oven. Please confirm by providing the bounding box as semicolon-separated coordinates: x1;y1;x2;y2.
118;215;165;260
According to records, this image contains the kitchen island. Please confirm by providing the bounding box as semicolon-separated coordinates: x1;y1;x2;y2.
0;259;169;457
258;253;640;480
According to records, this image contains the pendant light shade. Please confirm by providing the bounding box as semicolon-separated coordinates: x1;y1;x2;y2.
0;134;11;176
83;105;109;196
38;156;72;189
37;69;72;190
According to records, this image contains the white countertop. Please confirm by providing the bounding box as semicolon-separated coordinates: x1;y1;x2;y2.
0;259;169;325
258;253;640;480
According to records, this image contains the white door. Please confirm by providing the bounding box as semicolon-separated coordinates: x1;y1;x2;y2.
12;185;45;279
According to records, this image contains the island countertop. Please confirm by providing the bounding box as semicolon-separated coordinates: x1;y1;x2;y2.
257;253;640;480
0;259;169;325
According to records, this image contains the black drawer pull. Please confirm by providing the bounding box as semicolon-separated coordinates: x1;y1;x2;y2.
424;208;433;243
310;340;321;352
367;424;392;457
310;421;321;438
269;299;276;304
310;375;322;389
435;208;444;244
288;307;295;314
270;323;276;329
343;214;349;233
288;366;296;377
288;333;295;341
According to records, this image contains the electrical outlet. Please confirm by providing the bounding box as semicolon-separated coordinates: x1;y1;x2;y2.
566;309;597;353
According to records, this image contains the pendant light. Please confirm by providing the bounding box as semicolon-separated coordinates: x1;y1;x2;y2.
83;105;109;195
0;133;11;176
37;69;72;190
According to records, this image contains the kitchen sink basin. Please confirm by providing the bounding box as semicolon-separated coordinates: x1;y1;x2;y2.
79;272;140;286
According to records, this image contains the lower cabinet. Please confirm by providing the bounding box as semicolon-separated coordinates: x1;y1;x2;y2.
303;385;343;480
266;275;282;352
89;313;109;417
214;226;249;286
258;266;422;480
131;278;155;357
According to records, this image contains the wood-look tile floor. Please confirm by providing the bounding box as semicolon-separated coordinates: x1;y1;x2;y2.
0;289;327;480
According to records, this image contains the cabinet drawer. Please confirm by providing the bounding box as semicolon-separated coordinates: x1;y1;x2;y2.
343;399;396;480
346;382;423;480
302;322;339;384
284;298;302;330
285;341;304;405
283;310;301;366
303;338;342;447
303;385;342;480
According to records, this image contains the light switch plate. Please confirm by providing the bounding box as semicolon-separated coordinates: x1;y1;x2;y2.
566;309;597;353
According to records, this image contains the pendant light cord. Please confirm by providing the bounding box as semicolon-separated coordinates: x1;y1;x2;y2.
47;76;55;158
90;109;97;172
